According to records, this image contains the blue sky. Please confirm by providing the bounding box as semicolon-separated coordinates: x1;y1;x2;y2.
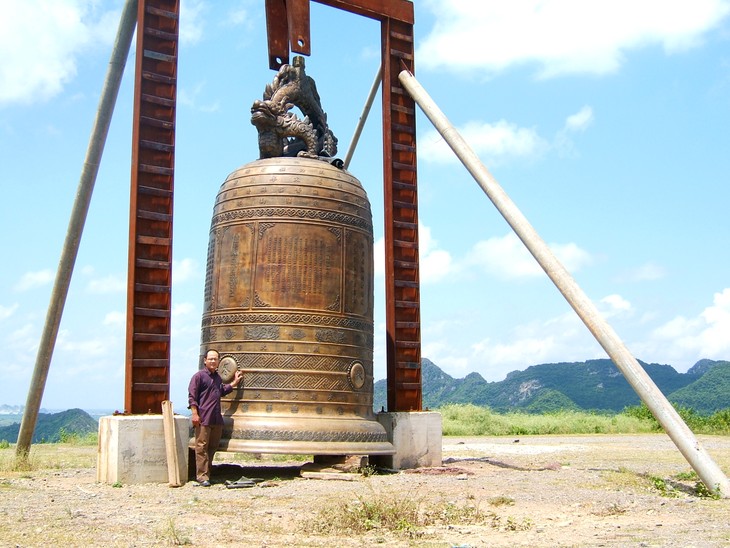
1;0;729;410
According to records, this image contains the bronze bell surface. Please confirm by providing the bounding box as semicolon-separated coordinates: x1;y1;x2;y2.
199;57;394;456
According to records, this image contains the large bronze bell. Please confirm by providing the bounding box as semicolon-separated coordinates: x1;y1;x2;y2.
199;57;394;456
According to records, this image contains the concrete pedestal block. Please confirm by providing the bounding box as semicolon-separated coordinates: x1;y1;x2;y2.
373;411;442;469
97;415;190;484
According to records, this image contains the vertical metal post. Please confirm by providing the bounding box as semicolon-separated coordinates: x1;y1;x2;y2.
15;0;138;457
344;64;382;169
399;68;730;498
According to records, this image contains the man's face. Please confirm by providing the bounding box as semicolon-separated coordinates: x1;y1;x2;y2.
204;352;219;373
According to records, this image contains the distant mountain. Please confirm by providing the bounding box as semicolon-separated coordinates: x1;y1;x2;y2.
0;408;98;443
668;361;730;415
373;358;730;414
686;359;725;377
0;404;24;415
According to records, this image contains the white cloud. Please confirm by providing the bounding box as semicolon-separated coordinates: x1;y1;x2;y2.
421;106;595;166
4;323;41;362
424;310;604;382
224;2;257;30
14;270;54;292
420;120;548;166
622;262;668;282
632;288;730;369
58;336;108;357
374;237;385;279
476;335;557;369
180;0;208;45
173;258;199;284
418;0;730;78
103;311;125;327
556;106;595;157
0;0;117;105
87;274;126;294
419;225;455;283
374;225;455;284
599;294;632;318
0;303;18;321
178;80;221;113
173;301;196;318
564;106;594;133
465;232;592;280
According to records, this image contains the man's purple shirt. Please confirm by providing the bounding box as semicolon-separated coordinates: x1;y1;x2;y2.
187;368;233;426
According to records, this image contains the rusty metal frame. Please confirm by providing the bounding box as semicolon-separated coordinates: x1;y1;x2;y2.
126;0;421;414
125;0;179;414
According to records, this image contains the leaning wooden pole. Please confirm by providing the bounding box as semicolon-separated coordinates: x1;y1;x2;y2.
399;69;730;498
16;0;138;458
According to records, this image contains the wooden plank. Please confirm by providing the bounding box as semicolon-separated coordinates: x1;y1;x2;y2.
300;471;359;481
161;400;182;487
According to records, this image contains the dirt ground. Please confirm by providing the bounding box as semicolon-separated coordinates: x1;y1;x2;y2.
1;433;729;547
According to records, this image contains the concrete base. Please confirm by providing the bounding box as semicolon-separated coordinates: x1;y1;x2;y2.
97;415;189;485
373;411;442;470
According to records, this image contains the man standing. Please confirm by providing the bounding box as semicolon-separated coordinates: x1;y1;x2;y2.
188;349;243;486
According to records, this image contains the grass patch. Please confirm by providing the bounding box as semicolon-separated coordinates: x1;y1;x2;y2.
57;429;98;446
440;404;657;436
488;496;515;507
440;403;730;436
647;474;680;498
0;443;97;474
305;487;517;538
160;516;192;546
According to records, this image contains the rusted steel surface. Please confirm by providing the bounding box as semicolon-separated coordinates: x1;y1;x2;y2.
265;0;290;69
124;0;420;414
380;15;421;411
265;0;311;70
125;0;179;414
315;0;414;23
286;0;311;55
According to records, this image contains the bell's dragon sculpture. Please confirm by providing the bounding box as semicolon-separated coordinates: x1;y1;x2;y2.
251;56;338;160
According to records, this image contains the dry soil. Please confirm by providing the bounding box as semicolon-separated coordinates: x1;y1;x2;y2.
1;433;729;547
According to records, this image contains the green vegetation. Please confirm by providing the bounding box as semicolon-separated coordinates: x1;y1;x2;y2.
375;358;730;414
0;409;97;444
305;487;507;538
622;403;730;435
0;442;98;473
440;404;655;436
669;362;730;414
58;428;98;445
440;403;730;436
160;516;192;545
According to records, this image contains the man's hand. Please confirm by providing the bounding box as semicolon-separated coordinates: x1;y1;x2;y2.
190;407;200;427
232;369;244;387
